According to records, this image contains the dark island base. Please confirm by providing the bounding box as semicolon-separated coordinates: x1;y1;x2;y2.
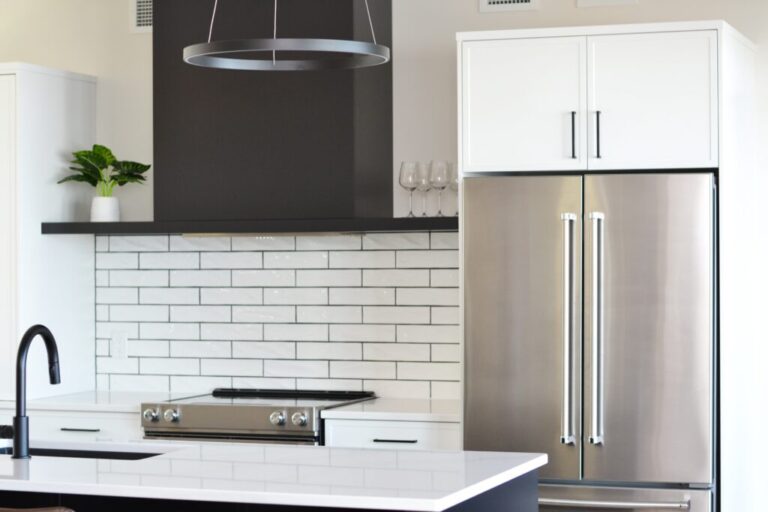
0;471;537;512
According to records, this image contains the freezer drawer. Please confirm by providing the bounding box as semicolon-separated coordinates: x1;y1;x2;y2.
539;484;711;511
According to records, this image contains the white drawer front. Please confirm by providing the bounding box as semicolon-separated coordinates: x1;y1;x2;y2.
324;420;461;451
0;410;140;441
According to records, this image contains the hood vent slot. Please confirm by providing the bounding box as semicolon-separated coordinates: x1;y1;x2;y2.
479;0;539;12
132;0;153;32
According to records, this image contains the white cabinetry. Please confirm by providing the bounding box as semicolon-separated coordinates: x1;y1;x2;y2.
325;419;461;451
0;408;140;441
0;64;96;400
459;26;718;172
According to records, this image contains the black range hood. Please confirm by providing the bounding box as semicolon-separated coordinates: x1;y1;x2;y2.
153;0;396;226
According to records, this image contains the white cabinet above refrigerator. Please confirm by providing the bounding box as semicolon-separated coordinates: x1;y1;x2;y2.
459;22;720;173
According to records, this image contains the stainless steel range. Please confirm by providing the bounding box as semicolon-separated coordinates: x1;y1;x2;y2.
141;389;375;445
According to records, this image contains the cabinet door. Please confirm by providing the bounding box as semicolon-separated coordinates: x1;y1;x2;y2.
324;420;461;451
461;37;587;172
587;31;718;170
0;75;15;400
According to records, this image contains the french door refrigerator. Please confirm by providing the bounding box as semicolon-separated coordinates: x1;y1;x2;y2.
463;173;715;511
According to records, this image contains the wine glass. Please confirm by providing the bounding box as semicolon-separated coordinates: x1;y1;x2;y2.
449;163;459;216
399;162;418;218
415;163;431;217
430;161;450;217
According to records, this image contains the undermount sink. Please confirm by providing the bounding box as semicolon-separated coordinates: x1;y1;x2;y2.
0;447;160;460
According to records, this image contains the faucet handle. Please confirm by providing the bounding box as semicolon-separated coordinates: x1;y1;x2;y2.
0;425;13;439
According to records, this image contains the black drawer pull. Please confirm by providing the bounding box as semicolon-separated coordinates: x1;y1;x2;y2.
372;438;418;444
61;427;101;433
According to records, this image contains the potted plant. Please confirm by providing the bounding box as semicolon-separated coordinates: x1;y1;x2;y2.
58;144;151;222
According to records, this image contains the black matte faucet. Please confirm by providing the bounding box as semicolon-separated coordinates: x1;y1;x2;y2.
12;325;61;459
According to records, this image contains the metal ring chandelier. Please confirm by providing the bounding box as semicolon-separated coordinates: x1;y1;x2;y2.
183;0;391;72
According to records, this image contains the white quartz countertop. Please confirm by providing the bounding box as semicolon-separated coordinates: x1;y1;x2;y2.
321;399;462;423
0;391;189;414
0;439;546;511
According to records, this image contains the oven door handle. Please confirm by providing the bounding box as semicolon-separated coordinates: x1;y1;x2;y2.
540;497;690;510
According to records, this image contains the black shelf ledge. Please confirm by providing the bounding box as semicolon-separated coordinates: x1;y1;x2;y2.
41;217;459;236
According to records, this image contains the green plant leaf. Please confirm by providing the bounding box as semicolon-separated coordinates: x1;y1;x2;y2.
58;174;99;186
92;144;116;166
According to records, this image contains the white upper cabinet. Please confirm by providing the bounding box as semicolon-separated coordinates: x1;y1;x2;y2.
461;36;587;173
459;25;720;172
587;31;718;170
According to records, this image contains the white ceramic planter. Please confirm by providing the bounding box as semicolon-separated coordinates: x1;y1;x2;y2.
90;196;120;222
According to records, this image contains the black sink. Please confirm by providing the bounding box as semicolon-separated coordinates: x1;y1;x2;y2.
0;447;159;460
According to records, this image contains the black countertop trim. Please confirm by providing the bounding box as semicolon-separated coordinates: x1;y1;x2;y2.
41;217;459;236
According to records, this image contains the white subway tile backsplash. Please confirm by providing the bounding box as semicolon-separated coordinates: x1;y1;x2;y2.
362;233;429;250
111;270;169;287
265;360;328;378
296;235;361;251
202;359;264;377
141;288;199;305
396;288;459;306
264;288;328;305
233;270;295;287
264;324;327;342
329;288;394;306
363;269;429;287
95;231;460;397
97;253;138;270
264;252;328;269
110;236;169;252
201;288;263;305
363;307;430;325
232;236;296;251
97;288;138;305
170;236;231;252
233;342;295;360
297;306;361;324
396;250;458;269
170;305;231;323
233;306;295;324
363;343;430;362
296;270;360;287
297;343;362;361
201;323;263;341
201;252;263;269
330;361;395;380
329;251;394;269
140;252;199;269
329;324;396;343
171;270;231;287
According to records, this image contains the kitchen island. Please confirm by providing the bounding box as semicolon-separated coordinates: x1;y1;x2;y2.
0;439;545;512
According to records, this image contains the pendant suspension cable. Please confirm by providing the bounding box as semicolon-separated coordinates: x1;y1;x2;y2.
207;0;219;43
273;0;278;66
363;0;377;45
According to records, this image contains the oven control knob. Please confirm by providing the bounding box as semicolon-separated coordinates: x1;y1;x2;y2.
291;412;308;427
142;408;160;422
163;409;181;423
269;411;286;426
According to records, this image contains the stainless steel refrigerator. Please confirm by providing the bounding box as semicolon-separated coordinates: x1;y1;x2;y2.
463;173;715;511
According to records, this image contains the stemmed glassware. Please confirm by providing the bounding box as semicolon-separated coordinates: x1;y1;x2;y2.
429;161;450;217
449;163;459;216
415;163;431;217
399;162;418;218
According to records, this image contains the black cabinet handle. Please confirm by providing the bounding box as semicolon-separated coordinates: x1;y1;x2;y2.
372;439;418;444
571;111;577;159
595;110;602;159
60;427;101;433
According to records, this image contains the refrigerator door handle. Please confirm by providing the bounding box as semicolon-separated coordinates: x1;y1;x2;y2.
589;211;605;446
560;213;577;446
540;497;691;510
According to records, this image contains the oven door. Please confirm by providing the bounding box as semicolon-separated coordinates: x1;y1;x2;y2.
539;485;712;512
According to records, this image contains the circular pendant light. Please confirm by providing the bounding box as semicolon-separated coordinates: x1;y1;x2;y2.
183;0;391;72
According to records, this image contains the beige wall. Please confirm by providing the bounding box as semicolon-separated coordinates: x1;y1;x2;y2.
0;0;765;219
0;0;153;220
392;0;768;215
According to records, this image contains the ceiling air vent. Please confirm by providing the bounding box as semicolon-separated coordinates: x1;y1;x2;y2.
479;0;539;13
131;0;153;33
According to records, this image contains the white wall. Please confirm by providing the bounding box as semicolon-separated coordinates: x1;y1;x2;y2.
0;0;153;221
0;0;764;219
